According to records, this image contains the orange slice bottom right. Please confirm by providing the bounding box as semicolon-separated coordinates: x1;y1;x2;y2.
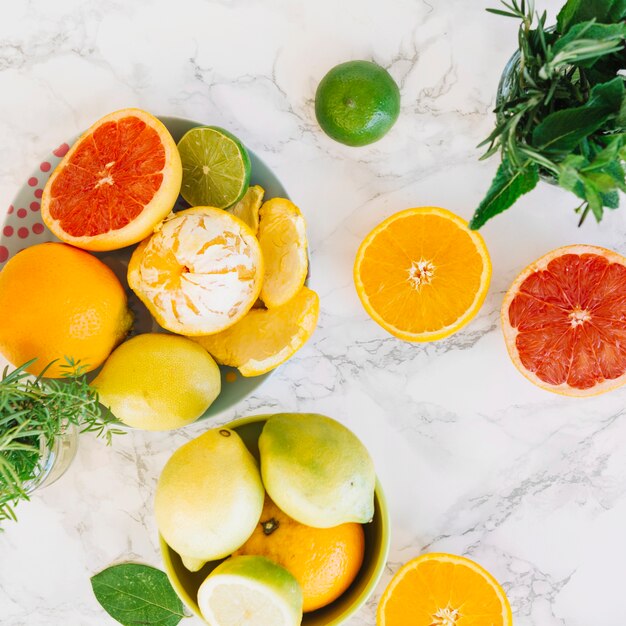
377;553;512;626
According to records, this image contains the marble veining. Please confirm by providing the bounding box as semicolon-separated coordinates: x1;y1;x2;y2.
1;0;625;624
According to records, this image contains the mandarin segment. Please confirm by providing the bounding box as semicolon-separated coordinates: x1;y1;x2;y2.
354;207;491;342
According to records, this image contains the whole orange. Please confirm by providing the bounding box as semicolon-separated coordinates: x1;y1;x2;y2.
0;242;132;377
233;497;365;612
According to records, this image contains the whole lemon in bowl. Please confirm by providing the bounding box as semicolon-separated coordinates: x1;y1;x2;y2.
155;427;265;570
259;413;376;528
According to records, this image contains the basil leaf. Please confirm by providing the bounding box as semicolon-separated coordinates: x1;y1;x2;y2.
470;159;539;230
91;563;185;626
557;0;626;33
531;78;624;155
601;190;620;208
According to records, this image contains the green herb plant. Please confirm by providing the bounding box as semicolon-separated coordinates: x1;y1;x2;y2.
470;0;626;229
0;359;124;526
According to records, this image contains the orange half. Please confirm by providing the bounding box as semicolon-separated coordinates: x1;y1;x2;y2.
42;108;182;251
354;207;491;342
377;553;513;626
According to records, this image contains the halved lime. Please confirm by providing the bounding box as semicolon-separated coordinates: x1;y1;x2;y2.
197;556;303;626
177;126;251;208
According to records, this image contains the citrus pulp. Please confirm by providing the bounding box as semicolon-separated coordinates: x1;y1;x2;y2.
354;207;491;342
41;108;182;251
177;126;251;208
127;207;263;335
197;555;303;626
377;553;512;626
502;244;626;396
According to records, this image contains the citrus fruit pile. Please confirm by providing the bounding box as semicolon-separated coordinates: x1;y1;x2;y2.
155;413;375;626
0;109;319;430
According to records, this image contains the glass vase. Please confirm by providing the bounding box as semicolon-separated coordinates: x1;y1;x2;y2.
23;422;78;494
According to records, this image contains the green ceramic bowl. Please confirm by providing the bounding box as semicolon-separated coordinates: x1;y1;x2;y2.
160;414;391;625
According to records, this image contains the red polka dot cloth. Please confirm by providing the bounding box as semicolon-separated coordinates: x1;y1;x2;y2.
0;143;70;265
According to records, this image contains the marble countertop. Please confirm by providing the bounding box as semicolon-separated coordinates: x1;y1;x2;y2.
1;0;625;624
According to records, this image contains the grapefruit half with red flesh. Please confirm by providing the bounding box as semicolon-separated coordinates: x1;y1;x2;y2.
42;109;182;251
502;245;626;397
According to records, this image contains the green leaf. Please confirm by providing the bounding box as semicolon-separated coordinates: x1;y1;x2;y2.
531;78;625;155
469;159;539;229
550;22;626;68
601;190;620;208
557;0;626;32
91;564;185;626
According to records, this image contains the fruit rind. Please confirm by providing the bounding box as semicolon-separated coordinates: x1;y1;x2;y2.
502;244;626;397
354;206;492;342
315;60;400;147
0;242;132;377
41;108;182;251
193;286;319;377
258;198;309;309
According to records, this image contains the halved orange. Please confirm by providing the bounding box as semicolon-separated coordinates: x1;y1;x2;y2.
354;207;491;342
503;245;626;396
42;108;182;251
377;553;513;626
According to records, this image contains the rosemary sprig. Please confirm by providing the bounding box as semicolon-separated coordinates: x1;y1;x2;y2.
0;359;124;525
470;0;626;229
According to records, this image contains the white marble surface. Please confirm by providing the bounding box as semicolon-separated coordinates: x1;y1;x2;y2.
1;0;626;624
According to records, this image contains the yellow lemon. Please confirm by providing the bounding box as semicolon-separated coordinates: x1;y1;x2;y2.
92;333;220;431
155;428;265;567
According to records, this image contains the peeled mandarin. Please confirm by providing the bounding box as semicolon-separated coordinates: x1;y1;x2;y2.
127;207;263;335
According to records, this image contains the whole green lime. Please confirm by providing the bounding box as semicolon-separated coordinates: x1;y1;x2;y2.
315;60;400;147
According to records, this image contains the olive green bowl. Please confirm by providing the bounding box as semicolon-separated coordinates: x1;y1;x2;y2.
159;414;391;625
